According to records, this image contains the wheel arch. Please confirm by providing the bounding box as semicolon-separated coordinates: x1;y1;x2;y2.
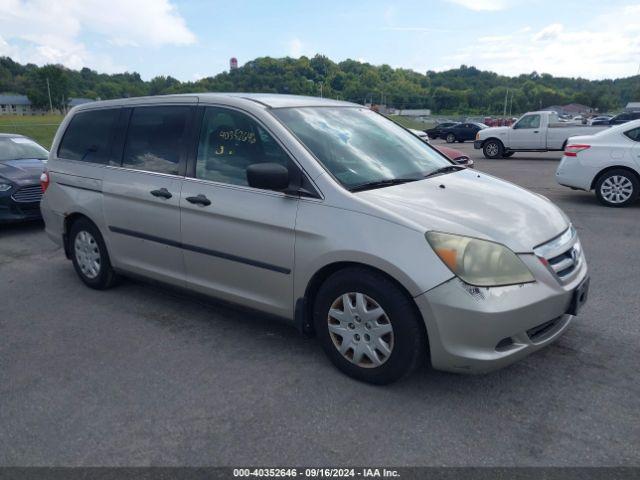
297;261;427;341
483;137;505;149
590;165;640;190
62;212;102;259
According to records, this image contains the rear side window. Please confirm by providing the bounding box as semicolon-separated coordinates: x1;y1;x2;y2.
624;127;640;142
122;106;191;175
58;109;119;164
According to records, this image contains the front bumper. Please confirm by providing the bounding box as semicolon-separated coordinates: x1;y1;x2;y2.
415;244;588;374
473;140;483;150
0;188;42;223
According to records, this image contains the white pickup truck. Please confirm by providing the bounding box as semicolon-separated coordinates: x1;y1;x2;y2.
474;111;609;159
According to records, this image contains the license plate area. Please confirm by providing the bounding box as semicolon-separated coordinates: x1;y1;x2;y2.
567;277;590;316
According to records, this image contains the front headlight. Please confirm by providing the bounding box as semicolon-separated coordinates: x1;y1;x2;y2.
426;231;535;287
0;182;13;192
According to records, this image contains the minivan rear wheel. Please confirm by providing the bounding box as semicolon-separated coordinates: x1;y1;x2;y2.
69;218;118;289
445;133;456;143
313;267;426;384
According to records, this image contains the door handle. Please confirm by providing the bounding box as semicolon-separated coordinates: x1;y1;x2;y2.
150;188;172;199
533;130;539;133
185;194;211;206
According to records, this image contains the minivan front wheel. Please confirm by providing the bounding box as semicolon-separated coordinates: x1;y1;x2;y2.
313;267;426;384
69;218;118;289
445;133;456;143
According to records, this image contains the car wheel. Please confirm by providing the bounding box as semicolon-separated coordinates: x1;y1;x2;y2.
69;218;118;289
445;133;456;143
503;151;514;157
483;140;504;159
595;169;639;207
313;267;426;384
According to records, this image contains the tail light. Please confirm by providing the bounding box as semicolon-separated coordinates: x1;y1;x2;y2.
564;144;591;157
40;170;50;192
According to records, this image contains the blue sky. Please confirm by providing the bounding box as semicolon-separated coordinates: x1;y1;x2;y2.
1;0;639;81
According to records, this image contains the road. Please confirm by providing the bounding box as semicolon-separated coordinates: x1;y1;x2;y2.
1;141;639;466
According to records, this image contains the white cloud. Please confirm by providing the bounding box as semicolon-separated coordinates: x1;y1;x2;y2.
446;0;510;11
289;38;304;58
436;5;640;79
532;23;563;42
0;0;195;72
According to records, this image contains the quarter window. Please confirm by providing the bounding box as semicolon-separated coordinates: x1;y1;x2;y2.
624;127;640;142
195;107;292;187
58;109;119;164
122;106;191;175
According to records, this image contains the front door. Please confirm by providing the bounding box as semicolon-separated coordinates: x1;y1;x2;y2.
509;114;545;149
180;106;299;318
103;104;195;286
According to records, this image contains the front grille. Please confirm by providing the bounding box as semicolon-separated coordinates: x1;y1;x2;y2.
533;226;582;284
11;185;43;203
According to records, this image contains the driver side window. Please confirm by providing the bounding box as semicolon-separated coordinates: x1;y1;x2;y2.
196;107;292;186
514;115;541;129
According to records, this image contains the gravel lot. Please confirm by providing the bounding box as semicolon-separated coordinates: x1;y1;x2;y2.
1;140;639;466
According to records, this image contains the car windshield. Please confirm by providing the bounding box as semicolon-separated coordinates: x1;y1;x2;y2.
0;137;48;161
272;107;450;190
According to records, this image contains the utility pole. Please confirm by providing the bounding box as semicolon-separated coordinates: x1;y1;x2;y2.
319;82;323;98
46;77;53;113
509;90;513;117
503;88;508;118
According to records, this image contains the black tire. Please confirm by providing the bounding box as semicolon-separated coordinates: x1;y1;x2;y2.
313;267;426;384
445;133;456;144
68;217;118;289
483;139;504;159
502;151;514;158
594;169;639;208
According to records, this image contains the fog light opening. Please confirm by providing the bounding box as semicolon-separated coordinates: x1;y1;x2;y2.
495;337;515;352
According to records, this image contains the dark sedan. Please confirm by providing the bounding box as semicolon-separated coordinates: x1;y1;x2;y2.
606;112;640;125
0;134;48;223
424;121;459;139
440;122;488;143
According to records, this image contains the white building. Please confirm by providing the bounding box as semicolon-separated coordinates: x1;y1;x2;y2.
626;102;640;112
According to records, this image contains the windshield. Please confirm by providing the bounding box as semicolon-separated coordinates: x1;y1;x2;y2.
272;107;450;190
0;137;48;161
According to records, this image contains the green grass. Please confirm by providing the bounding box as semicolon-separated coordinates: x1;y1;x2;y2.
0;114;64;149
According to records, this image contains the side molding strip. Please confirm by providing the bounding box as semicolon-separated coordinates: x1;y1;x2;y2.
108;226;291;274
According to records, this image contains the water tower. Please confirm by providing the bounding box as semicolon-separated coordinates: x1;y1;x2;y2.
230;57;238;70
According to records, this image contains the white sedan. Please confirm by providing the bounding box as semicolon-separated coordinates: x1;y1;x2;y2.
556;119;640;207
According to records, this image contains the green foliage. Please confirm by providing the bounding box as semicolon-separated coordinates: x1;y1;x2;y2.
1;55;639;115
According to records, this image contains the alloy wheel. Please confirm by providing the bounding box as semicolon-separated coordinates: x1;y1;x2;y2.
600;175;633;204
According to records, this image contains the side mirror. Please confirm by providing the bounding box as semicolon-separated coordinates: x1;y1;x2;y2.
246;162;290;191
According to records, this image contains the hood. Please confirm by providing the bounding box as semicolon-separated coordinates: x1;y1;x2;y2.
434;145;466;160
478;126;509;140
0;158;46;186
356;169;569;253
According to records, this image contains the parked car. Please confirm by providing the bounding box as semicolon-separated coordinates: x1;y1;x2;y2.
424;121;459;139
410;129;474;168
435;144;474;168
0;134;48;223
475;111;609;159
440;122;487;144
589;115;613;126
608;112;640;125
41;94;589;384
556;119;640;207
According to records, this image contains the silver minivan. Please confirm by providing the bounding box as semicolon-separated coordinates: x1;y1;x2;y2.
40;94;589;384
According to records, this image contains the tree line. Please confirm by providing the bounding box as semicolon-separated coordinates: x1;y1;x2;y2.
1;55;639;115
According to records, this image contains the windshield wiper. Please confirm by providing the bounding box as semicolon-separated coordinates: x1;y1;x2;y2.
349;177;422;192
423;165;465;178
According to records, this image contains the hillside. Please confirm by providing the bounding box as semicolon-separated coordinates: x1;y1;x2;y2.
1;55;639;115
